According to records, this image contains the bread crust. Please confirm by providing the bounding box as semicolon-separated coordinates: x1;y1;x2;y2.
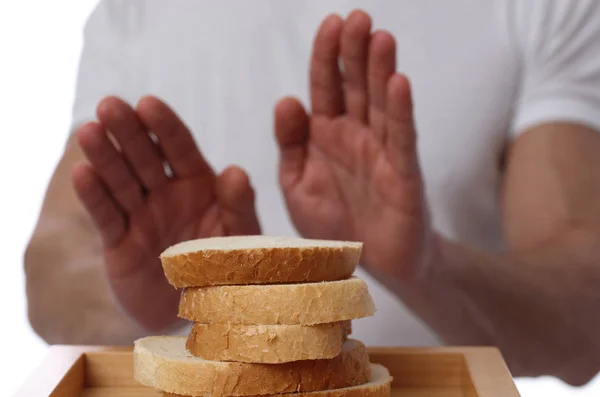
162;364;392;397
134;336;371;397
160;237;362;288
178;277;375;325
186;321;351;363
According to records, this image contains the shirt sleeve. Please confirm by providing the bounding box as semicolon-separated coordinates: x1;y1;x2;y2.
509;0;600;138
70;0;142;132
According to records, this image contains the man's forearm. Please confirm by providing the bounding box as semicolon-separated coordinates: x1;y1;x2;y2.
24;225;143;345
389;229;600;385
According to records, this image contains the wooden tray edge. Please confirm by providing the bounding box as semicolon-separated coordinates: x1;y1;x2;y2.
13;345;121;397
13;345;521;397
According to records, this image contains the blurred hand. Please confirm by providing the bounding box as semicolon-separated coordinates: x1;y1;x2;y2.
275;10;434;282
72;96;260;332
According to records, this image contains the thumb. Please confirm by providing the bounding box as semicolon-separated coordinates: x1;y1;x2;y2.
216;166;261;235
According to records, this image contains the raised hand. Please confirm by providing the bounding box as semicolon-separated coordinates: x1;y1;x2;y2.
275;10;434;282
72;96;260;332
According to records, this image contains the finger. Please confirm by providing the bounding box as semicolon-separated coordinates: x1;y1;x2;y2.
367;30;396;142
76;122;144;212
216;166;261;235
310;14;345;117
96;96;168;190
136;96;215;180
72;163;126;248
274;97;309;193
341;10;371;122
385;74;419;176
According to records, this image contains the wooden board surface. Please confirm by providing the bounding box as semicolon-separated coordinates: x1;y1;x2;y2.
14;346;521;397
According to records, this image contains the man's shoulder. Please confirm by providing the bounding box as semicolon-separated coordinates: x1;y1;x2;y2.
507;0;600;45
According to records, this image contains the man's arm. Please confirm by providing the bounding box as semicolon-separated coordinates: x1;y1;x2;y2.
24;133;143;345
23;1;153;345
391;123;600;385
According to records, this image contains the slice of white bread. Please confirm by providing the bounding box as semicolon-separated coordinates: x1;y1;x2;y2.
160;235;362;288
186;321;352;363
134;336;371;397
178;277;375;325
162;363;392;397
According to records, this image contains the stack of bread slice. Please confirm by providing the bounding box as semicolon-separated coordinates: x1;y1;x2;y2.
133;235;393;397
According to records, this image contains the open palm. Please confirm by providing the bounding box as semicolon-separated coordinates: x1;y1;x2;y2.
275;11;432;280
72;97;260;332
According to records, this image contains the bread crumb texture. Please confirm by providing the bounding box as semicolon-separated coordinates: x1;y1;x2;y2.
162;364;392;397
186;321;352;363
160;236;362;287
134;336;372;397
178;277;376;325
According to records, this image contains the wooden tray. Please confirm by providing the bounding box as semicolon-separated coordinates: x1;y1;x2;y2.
14;345;521;397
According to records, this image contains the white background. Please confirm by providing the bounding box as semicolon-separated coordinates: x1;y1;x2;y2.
1;1;600;396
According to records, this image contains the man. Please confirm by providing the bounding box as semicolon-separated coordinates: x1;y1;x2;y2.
24;0;600;386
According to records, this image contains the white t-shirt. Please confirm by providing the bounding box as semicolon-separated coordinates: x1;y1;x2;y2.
70;0;600;346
